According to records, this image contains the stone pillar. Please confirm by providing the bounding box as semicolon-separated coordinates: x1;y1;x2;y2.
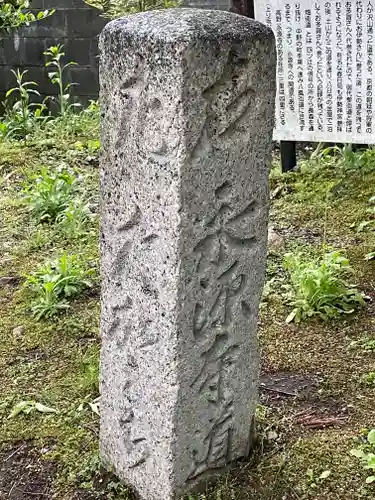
99;9;275;500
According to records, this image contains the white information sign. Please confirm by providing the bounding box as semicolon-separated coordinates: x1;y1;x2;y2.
254;0;375;143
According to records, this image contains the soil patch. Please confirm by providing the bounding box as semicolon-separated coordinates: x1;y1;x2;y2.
0;442;55;500
260;371;320;405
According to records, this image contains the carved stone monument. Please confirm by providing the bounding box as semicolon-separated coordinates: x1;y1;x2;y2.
99;9;275;500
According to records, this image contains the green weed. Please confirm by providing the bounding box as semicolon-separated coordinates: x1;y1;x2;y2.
23;166;80;223
283;250;365;323
358;195;375;231
73;139;100;153
360;372;375;387
8;400;58;418
350;336;375;352
56;199;97;239
27;277;71;319
350;429;375;484
74;455;129;499
37;100;100;141
306;143;375;174
78;347;100;396
358;194;375;261
0;46;96;144
25;253;95;319
44;44;80;116
0;69;49;140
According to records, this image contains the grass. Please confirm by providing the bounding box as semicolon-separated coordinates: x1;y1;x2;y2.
0;125;374;499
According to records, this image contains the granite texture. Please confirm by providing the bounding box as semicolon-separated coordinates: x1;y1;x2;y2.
99;8;276;500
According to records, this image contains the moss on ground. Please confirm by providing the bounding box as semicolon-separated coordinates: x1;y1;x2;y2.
0;133;374;499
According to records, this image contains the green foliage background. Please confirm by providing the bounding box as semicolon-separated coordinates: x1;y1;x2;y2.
0;0;53;32
84;0;179;17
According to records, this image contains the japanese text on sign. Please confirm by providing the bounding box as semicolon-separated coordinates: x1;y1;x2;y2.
255;0;375;143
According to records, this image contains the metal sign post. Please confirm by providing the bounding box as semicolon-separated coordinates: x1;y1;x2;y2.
230;0;254;16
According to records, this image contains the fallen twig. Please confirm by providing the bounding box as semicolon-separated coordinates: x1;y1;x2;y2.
4;442;26;462
294;416;347;428
260;385;297;397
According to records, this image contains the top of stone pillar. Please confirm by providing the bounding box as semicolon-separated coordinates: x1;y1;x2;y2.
100;7;273;45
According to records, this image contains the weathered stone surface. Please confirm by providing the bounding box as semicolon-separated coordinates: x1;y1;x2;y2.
99;8;275;500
